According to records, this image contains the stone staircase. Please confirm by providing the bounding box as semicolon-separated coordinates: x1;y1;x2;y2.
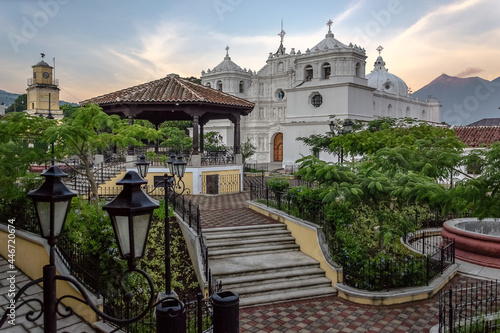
64;162;127;195
205;224;336;307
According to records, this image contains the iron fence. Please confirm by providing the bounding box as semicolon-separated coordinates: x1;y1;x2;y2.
103;292;213;333
55;234;101;294
439;280;500;333
343;238;454;291
249;183;325;225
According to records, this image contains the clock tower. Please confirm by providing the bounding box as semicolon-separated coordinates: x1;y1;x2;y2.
26;53;63;119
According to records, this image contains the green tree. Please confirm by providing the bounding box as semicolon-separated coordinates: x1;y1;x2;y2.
241;138;256;165
43;104;162;199
5;94;27;113
159;126;192;153
0;112;51;224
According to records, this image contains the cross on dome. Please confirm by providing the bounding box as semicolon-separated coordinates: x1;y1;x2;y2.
225;45;230;56
278;19;286;43
326;19;333;32
376;45;384;55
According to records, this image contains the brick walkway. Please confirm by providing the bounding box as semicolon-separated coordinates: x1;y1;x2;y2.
186;191;494;333
184;192;277;229
239;275;482;333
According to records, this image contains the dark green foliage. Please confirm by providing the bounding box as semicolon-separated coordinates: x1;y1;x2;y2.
5;94;27;113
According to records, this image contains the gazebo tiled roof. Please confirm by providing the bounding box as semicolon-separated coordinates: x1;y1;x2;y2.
81;74;254;108
454;126;500;147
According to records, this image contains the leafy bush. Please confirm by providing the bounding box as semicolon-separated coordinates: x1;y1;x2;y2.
267;176;289;193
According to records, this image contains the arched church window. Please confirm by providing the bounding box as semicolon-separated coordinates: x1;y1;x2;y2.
217;80;223;91
305;65;313;81
355;62;361;77
278;62;284;72
322;63;331;79
206;82;211;88
311;94;322;107
422;110;426;119
406;106;411;117
387;104;393;116
239;81;244;93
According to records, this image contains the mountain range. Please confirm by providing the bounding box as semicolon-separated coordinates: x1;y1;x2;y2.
413;74;500;126
2;74;500;125
0;89;75;107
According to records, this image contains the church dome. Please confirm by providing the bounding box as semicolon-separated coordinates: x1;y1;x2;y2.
310;30;347;52
366;53;409;96
209;47;245;73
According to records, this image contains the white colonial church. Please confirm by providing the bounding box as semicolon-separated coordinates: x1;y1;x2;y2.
201;20;441;167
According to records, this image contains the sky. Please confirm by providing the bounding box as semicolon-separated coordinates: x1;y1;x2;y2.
1;0;500;103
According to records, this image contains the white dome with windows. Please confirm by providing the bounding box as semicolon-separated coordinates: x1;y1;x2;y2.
366;54;409;96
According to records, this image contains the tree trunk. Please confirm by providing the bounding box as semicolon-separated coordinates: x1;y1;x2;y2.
84;159;99;200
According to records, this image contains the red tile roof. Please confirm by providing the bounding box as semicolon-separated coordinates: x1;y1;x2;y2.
454;126;500;147
80;74;254;108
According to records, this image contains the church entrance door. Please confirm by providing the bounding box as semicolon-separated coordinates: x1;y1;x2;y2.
273;133;283;162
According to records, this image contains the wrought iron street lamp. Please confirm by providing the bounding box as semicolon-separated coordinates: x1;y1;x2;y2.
136;154;189;331
0;167;175;333
103;171;159;269
135;154;189;293
136;154;150;179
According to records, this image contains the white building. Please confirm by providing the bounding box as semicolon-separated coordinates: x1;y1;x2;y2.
201;21;441;167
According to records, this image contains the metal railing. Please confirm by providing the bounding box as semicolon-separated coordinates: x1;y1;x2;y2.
0;213;101;296
249;183;324;225
439;280;500;333
103;292;213;333
55;234;101;294
342;238;455;291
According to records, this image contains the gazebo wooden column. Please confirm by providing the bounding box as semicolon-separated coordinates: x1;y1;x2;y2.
233;116;241;155
192;115;200;155
199;123;205;154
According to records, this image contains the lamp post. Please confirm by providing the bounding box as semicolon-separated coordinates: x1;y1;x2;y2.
136;154;188;332
136;154;187;296
329;119;354;164
0;167;171;332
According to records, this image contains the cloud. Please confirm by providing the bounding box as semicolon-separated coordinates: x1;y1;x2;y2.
382;0;500;89
455;67;484;78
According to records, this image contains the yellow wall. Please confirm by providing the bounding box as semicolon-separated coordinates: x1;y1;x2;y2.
99;170;194;196
0;226;101;325
249;203;341;286
202;169;240;194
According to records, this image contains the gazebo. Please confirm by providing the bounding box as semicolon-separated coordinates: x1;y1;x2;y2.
81;73;255;166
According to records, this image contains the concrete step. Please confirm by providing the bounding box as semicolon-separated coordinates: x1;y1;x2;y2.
207;224;337;307
205;229;291;242
221;266;326;289
235;276;332;297
203;224;290;243
209;243;300;259
240;286;336;308
203;224;284;234
207;236;296;251
210;251;321;277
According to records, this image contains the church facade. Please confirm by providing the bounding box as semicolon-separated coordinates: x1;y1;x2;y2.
201;21;441;166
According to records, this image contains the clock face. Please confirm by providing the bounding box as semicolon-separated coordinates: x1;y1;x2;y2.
43;72;50;79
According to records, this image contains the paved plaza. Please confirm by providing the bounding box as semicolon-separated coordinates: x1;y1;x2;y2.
1;191;499;332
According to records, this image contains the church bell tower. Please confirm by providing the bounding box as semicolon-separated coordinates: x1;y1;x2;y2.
26;53;63;119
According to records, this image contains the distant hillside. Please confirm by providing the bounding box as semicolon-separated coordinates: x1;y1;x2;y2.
413;74;500;125
0;89;19;106
0;89;77;107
